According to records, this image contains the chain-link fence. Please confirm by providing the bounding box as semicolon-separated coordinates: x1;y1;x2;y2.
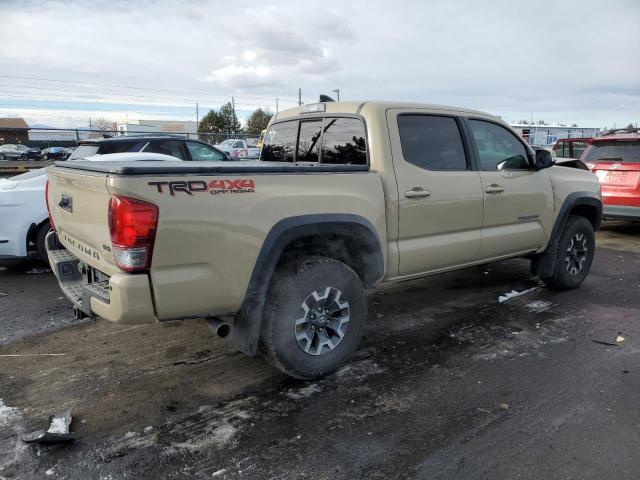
0;127;258;161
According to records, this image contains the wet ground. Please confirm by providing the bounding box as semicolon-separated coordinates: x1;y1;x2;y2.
0;222;639;479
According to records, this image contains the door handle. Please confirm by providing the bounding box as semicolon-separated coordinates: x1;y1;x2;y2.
485;184;504;194
404;188;431;199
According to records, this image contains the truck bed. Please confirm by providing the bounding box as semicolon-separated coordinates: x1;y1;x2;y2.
54;160;369;175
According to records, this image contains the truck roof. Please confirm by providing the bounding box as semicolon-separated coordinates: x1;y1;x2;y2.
273;100;498;122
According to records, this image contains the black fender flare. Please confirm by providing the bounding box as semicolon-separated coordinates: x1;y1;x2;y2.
232;214;384;356
532;192;602;278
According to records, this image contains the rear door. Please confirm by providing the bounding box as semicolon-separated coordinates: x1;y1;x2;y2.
466;118;553;259
387;109;484;276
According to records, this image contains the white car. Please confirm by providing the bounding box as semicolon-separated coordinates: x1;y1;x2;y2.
215;139;261;159
0;152;181;262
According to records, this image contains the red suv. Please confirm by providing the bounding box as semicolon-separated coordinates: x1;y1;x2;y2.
581;129;640;220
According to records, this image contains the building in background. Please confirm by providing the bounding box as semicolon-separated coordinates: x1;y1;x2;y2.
0;117;28;144
510;124;601;148
115;119;197;135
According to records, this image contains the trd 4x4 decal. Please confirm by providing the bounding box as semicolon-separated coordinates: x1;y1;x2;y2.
148;179;256;196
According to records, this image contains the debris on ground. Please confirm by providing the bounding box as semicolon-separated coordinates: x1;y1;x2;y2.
498;286;539;303
0;292;7;297
616;336;625;343
22;408;75;443
591;338;620;347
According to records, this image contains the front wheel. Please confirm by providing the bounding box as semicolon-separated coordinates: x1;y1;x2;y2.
541;216;595;290
260;257;367;379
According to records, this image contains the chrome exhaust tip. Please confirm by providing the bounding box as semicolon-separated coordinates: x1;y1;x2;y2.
206;317;231;338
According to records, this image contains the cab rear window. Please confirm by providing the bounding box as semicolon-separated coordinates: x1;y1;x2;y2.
261;117;367;165
582;142;640;163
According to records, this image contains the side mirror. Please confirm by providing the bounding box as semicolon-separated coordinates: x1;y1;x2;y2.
535;149;554;170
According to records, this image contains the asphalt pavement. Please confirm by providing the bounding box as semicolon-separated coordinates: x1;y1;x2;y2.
0;223;638;479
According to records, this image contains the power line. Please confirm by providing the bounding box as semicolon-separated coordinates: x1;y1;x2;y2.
0;74;298;102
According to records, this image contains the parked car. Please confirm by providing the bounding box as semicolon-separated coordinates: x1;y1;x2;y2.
68;136;229;162
553;137;593;160
0;144;42;160
41;146;73;161
0;152;181;263
46;100;601;379
0;144;30;160
214;138;261;159
582;129;640;220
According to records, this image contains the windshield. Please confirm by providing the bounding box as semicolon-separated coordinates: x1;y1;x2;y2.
68;144;99;160
582;141;640;163
219;139;236;147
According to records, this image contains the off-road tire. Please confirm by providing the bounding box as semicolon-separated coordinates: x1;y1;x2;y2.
541;215;595;290
260;256;367;379
35;221;52;266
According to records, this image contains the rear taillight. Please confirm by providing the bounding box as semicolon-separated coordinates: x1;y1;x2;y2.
108;195;158;272
45;179;55;231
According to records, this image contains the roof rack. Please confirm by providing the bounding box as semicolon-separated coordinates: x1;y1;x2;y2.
602;127;639;136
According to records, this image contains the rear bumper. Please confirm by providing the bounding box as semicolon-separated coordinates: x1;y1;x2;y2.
603;205;640;220
46;231;157;324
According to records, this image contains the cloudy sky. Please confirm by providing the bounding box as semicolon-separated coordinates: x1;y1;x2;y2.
0;0;638;128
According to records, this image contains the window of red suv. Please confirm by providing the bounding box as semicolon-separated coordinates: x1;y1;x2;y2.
582;140;640;163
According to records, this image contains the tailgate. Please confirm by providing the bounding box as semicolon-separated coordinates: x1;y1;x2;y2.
47;166;118;275
593;162;640;188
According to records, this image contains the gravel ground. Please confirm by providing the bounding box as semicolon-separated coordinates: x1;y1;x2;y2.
0;222;638;479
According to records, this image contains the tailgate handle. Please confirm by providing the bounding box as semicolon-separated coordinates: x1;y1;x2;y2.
58;194;73;212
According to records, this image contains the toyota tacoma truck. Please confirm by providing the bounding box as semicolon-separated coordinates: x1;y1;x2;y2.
45;101;602;379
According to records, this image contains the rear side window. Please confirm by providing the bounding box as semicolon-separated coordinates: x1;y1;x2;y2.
68;144;99;160
572;141;588;159
262;120;298;162
98;140;148;155
554;141;568;158
145;140;187;160
397;115;467;170
321;118;367;165
185;141;226;161
582;141;640;163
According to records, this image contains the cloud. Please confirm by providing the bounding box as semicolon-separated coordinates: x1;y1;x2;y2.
0;0;638;126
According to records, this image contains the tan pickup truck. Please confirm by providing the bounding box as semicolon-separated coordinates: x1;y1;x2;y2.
46;101;602;379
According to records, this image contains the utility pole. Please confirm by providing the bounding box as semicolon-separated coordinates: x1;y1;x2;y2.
332;89;340;101
195;103;199;132
298;88;302;106
276;97;279;113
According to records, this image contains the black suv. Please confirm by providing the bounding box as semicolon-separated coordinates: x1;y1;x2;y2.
68;136;231;162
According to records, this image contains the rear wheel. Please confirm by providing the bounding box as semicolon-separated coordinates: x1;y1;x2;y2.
261;256;367;379
0;153;5;160
35;221;52;266
541;216;595;290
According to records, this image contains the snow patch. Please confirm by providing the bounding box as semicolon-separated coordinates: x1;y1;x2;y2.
498;286;539;303
47;415;71;434
0;398;31;475
525;300;553;312
285;384;322;400
0;399;21;428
